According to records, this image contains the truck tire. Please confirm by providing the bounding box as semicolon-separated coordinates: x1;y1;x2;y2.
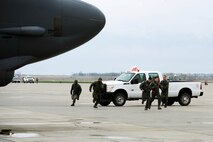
167;98;175;106
113;92;126;106
100;101;111;106
178;93;191;106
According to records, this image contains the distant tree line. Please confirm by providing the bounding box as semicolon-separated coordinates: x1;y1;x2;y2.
73;72;213;81
72;72;121;77
165;73;213;81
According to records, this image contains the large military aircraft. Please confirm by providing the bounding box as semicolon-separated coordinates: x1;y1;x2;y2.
0;0;105;86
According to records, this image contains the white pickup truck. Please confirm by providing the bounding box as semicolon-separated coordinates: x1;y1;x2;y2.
101;71;203;107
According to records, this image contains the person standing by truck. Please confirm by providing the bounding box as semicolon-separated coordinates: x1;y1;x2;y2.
70;80;82;106
150;77;162;110
89;77;104;108
140;77;152;110
160;75;169;108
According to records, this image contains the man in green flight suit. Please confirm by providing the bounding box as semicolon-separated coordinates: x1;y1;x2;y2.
160;75;169;108
70;80;82;106
89;77;104;108
140;77;152;110
150;77;162;110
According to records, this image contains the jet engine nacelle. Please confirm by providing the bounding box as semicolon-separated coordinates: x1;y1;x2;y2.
0;71;14;87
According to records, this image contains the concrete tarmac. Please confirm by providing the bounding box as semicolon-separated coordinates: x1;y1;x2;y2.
0;83;212;142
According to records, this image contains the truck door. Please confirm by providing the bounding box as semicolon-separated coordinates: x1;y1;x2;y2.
128;73;146;98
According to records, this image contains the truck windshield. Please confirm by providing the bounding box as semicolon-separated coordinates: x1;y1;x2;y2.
116;73;135;82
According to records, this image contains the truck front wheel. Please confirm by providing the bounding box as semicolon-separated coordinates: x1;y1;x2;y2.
100;101;111;106
167;98;175;106
178;93;191;106
113;92;126;106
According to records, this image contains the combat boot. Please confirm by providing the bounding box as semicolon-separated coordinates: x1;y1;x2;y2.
142;100;145;104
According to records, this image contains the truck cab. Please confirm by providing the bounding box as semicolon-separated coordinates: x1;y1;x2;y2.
115;71;161;99
102;71;162;106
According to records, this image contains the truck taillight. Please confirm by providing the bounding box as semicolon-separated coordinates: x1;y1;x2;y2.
200;84;203;90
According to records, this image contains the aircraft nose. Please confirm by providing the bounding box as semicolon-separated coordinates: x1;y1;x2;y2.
88;6;106;35
88;4;106;30
62;0;106;38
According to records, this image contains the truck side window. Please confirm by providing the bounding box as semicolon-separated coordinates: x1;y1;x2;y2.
139;73;146;82
148;73;159;80
131;74;142;84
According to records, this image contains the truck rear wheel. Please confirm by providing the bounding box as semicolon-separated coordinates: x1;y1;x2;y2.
113;92;126;106
178;93;191;106
100;101;111;106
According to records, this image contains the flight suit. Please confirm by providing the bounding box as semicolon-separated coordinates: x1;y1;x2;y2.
89;81;104;108
70;82;82;106
160;80;169;108
150;80;161;109
140;80;151;110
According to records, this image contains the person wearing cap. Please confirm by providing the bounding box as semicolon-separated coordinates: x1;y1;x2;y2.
89;77;104;108
70;80;82;106
140;77;152;110
150;77;162;110
160;75;169;108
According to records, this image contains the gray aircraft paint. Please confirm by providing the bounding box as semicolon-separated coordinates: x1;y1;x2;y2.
0;0;105;86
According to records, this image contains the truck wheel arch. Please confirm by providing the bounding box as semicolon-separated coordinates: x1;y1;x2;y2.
178;88;192;97
114;89;128;98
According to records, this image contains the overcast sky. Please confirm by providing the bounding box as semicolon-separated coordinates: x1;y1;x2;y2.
17;0;213;75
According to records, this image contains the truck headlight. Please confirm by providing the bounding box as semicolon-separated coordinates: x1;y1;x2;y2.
107;85;114;92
